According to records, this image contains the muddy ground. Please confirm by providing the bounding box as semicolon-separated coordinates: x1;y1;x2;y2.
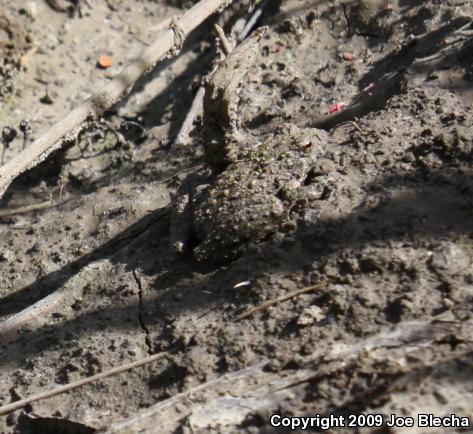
0;0;473;433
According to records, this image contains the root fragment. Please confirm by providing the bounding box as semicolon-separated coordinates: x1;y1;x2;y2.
237;282;325;320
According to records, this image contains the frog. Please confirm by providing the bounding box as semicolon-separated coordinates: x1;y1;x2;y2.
170;28;331;263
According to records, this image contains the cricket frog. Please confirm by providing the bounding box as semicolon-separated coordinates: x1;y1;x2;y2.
170;28;331;262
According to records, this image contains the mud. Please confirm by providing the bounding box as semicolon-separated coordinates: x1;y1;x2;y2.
0;0;473;433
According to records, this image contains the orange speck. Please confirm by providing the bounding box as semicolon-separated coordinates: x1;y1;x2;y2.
98;54;113;69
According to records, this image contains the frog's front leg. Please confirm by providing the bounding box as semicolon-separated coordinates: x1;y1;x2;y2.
169;170;211;255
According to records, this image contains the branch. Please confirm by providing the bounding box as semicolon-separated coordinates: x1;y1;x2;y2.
0;351;170;417
0;0;233;201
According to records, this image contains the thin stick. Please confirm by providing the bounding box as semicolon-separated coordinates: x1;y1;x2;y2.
0;200;54;217
174;86;206;146
0;0;233;202
237;282;325;320
0;285;78;339
0;351;169;417
156;164;204;184
238;0;266;41
329;120;365;135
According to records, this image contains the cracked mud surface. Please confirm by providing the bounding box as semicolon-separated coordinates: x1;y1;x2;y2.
1;0;473;433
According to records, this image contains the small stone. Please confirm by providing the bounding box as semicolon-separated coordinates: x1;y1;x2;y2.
174;292;184;301
297;305;325;326
0;250;14;262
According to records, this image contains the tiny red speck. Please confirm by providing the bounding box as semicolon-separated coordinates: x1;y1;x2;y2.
328;103;346;113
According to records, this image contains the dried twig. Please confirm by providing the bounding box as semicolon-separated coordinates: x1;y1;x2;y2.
174;86;206;146
329;120;365;135
237;282;325;320
156;164;204;184
0;351;170;417
0;0;234;202
0;200;55;217
238;0;267;41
